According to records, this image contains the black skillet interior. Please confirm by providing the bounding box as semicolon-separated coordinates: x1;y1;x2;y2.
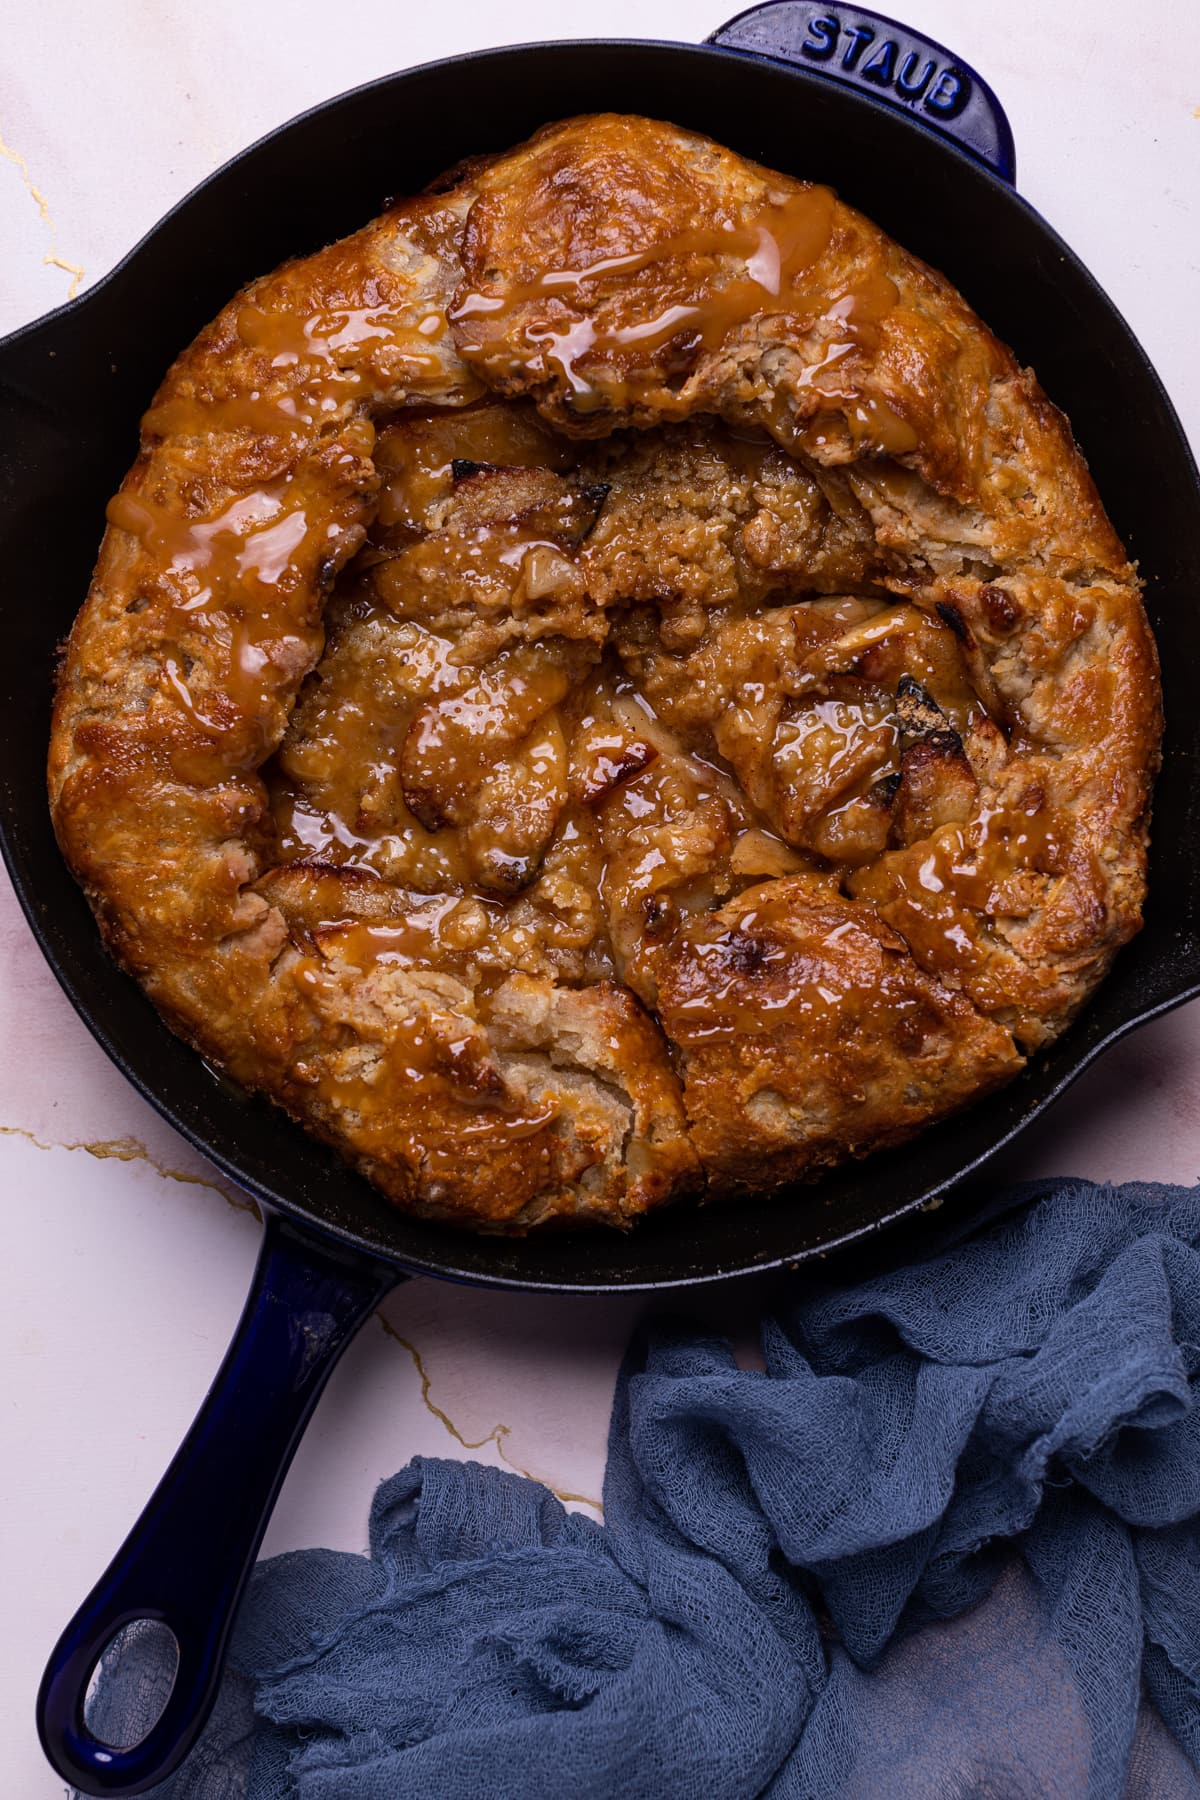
3;39;1199;1293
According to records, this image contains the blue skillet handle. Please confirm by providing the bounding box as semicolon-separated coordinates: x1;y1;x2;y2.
36;1210;401;1796
707;2;1016;183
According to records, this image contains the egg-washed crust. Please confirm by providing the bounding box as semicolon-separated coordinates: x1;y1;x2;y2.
49;114;1160;1232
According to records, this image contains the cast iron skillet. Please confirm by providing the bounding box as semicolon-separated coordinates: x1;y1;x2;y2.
6;6;1197;1790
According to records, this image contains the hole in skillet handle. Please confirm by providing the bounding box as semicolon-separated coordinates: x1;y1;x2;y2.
84;1622;181;1753
706;1;1017;183
35;1210;401;1796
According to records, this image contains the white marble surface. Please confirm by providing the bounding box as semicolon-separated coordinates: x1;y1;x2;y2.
3;1;1199;1791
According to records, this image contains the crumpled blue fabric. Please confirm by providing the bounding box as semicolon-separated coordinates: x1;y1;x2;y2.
84;1179;1200;1799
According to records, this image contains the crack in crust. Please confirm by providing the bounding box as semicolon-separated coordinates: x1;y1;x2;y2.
48;114;1161;1232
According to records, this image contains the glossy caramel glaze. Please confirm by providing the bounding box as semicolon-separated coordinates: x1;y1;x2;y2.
50;115;1159;1230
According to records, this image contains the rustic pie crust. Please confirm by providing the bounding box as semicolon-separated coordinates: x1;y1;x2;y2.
49;115;1160;1232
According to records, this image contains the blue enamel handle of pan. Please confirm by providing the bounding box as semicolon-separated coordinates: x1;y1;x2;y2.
708;2;1016;183
36;1213;401;1795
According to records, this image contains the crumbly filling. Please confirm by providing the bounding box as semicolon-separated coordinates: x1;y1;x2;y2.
263;401;1011;1010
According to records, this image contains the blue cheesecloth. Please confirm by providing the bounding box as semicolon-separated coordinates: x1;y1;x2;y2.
82;1179;1200;1799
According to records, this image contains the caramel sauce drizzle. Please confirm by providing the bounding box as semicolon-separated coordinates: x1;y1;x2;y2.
777;695;899;793
140;302;448;444
860;793;1065;972
315;894;501;973
291;996;558;1156
403;657;571;805
108;292;442;745
107;485;307;589
372;525;580;617
142;391;310;439
374;404;575;532
664;921;851;1045
290;900;559;1147
452;190;838;379
106;482;321;735
235;300;444;424
451;187;917;451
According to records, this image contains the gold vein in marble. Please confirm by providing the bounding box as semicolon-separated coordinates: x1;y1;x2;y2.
0;123;85;298
2;1120;601;1512
378;1315;603;1514
0;1122;257;1214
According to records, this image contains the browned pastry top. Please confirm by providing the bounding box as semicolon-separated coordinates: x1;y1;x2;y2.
49;114;1160;1230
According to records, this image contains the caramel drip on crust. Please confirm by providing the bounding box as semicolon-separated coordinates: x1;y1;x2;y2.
99;272;464;758
451;186;918;452
646;895;873;1047
290;939;558;1171
851;791;1070;993
315;901;502;971
233;301;444;419
105;486;308;593
451;189;838;367
105;483;321;732
140;391;313;438
141;300;452;443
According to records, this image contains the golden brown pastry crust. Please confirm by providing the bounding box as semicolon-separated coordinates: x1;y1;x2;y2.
49;114;1160;1231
